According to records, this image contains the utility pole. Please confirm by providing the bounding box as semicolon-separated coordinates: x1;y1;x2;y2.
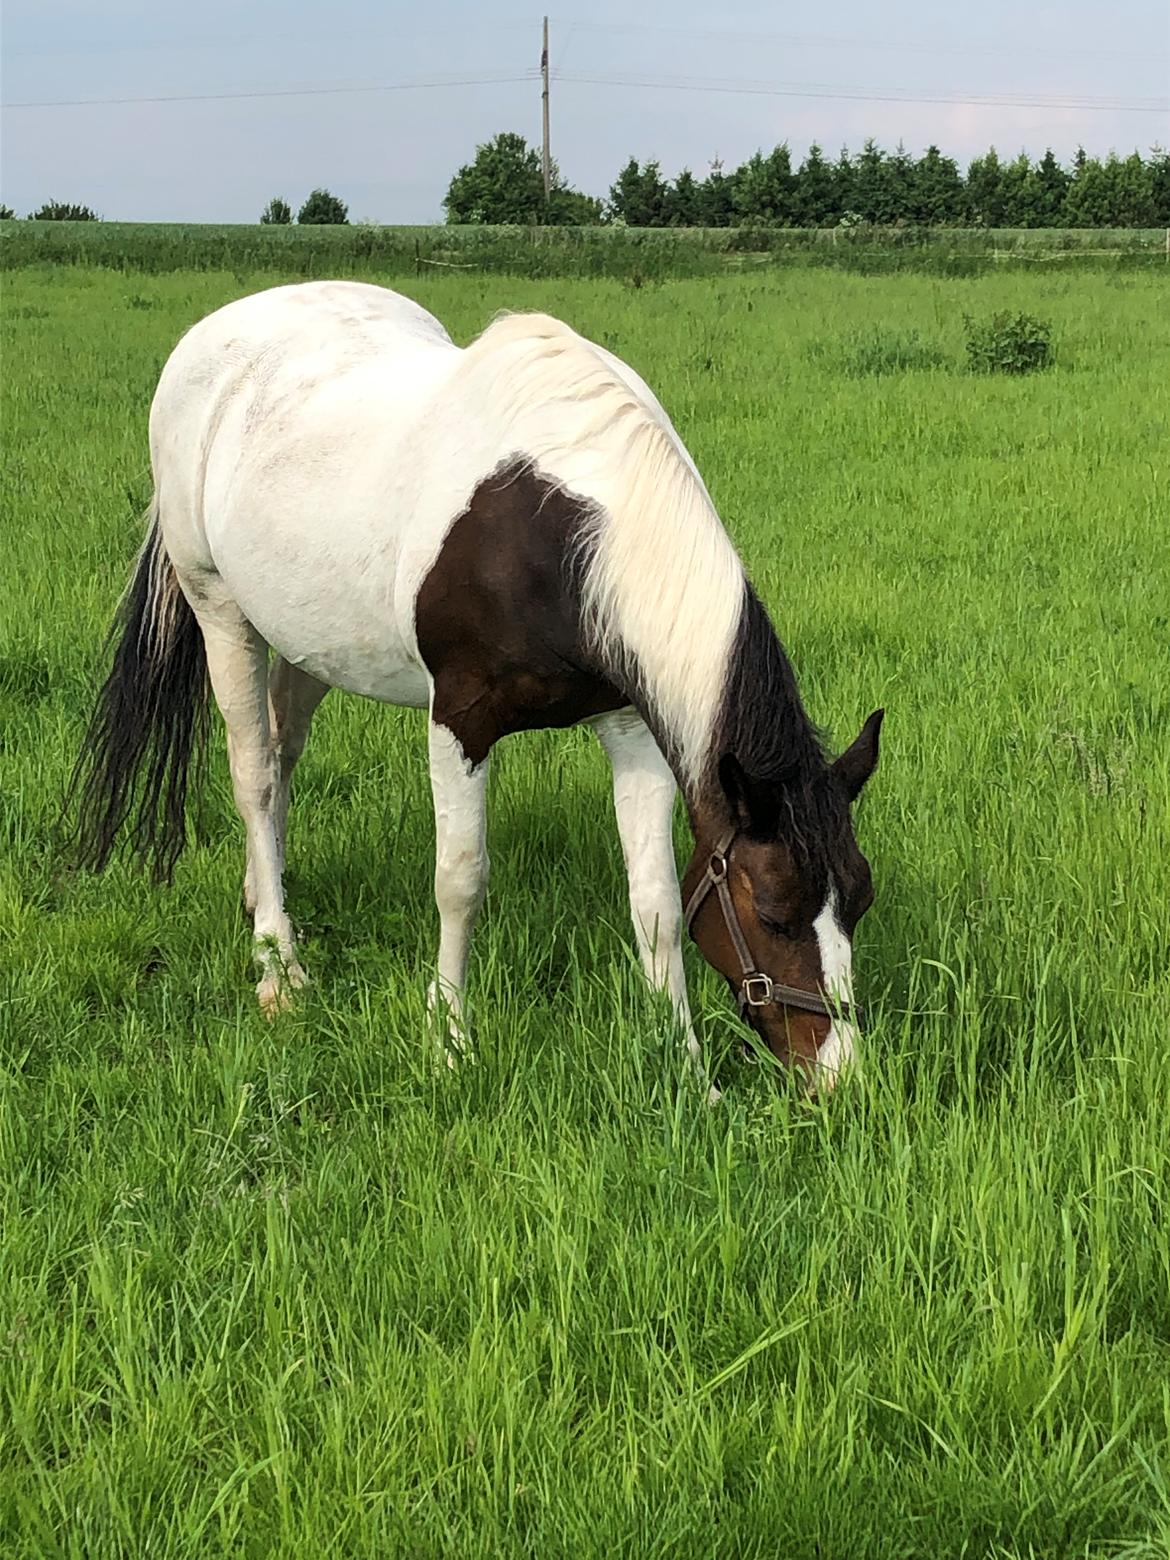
541;16;551;204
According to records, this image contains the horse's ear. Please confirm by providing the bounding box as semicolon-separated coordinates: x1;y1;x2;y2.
833;709;884;802
718;754;780;834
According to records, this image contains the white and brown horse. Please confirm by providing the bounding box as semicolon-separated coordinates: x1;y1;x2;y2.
70;281;882;1093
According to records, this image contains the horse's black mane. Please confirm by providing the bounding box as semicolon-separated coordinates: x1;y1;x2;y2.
715;583;850;871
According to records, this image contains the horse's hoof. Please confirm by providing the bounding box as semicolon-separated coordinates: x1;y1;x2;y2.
256;960;308;1017
426;980;474;1068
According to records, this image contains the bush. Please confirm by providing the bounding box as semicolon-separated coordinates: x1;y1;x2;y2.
29;201;100;221
0;204;14;221
964;311;1052;374
297;189;348;225
260;197;292;225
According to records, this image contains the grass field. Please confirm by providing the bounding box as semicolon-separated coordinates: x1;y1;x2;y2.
2;261;1169;1557
3;219;1167;279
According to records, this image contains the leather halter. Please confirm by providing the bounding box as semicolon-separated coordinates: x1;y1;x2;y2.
683;829;858;1027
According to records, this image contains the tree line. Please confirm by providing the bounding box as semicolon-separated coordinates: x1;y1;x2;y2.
2;191;351;225
446;134;1170;228
9;138;1168;229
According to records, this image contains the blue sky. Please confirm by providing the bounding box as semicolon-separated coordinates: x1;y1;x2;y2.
3;1;1167;221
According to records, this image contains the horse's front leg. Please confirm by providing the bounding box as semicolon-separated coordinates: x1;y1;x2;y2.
592;710;715;1097
426;716;490;1066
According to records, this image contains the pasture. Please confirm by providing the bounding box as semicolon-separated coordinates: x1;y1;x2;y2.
1;261;1168;1557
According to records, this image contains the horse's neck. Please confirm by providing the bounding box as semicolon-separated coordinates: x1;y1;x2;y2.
679;584;825;826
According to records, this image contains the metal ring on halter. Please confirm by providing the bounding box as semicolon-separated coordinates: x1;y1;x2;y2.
741;973;774;1008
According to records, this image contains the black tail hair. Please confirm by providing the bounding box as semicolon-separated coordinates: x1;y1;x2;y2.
66;499;209;883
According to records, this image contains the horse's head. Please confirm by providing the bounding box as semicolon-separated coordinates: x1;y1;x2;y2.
682;710;882;1091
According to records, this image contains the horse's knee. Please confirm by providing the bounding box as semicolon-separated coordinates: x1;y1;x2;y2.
435;847;489;918
632;897;681;955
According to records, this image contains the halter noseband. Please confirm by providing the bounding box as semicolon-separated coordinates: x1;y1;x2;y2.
682;829;859;1028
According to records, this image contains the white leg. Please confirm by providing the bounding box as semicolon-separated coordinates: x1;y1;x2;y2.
199;613;305;1013
592;709;713;1094
267;657;328;881
427;716;490;1065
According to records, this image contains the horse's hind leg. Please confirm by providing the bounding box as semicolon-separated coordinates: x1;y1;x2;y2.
261;658;328;897
197;603;306;1012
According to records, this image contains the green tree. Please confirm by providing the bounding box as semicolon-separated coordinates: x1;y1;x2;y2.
696;159;736;227
910;145;963;224
0;204;14;220
546;186;602;225
851;139;890;222
297;188;348;224
1024;149;1070;227
832;146;856;219
1000;153;1033;226
883;142;916;223
1108;152;1157;225
663;168;702;226
1148;146;1170;223
966;148;1007;226
732;145;797;225
260;196;292;225
608;157;670;226
29;201;99;220
444;132;544;223
444;133;598;225
794;143;838;226
1060;152;1148;226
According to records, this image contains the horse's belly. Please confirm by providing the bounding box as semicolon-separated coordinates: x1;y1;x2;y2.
280;638;431;708
208;508;432;709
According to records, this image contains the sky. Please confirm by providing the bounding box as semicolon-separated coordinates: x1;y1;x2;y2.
3;1;1168;222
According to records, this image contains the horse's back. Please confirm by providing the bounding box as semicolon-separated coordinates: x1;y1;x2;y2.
163;280;452;371
150;282;461;702
151;280;454;456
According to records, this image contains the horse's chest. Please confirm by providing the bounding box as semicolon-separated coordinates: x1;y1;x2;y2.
415;460;625;763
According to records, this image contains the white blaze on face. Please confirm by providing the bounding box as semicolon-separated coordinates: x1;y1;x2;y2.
813;892;857;1089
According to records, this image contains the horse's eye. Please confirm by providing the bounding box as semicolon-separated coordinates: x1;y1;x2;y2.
759;913;795;940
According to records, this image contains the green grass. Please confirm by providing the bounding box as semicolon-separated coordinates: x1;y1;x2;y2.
2;220;1167;279
1;264;1169;1557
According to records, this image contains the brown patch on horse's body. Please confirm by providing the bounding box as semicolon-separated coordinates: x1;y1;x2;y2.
415;459;626;764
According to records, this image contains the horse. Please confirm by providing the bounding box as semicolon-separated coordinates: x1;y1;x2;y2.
69;280;882;1094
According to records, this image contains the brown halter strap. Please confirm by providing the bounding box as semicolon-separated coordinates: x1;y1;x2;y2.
683;830;858;1026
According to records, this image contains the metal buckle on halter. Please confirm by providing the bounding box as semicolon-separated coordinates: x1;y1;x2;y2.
741;973;774;1007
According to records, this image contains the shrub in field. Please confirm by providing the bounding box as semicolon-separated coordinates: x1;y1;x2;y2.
297;188;348;225
260;196;292;225
29;201;99;220
964;311;1053;374
0;204;14;220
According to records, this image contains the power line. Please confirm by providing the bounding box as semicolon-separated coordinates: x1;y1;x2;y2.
554;70;1169;116
2;71;538;111
5;64;1164;119
566;20;1166;67
8;17;1160;67
5;22;535;59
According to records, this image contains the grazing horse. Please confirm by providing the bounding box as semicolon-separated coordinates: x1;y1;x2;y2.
70;281;882;1092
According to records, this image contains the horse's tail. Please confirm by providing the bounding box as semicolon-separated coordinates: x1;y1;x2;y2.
67;497;210;883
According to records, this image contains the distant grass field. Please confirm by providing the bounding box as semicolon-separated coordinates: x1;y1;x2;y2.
1;262;1168;1557
2;219;1167;279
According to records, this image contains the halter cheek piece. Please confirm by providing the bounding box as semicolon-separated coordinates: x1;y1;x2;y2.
682;829;859;1028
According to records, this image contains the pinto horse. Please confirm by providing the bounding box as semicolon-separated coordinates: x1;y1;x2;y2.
70;281;882;1092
